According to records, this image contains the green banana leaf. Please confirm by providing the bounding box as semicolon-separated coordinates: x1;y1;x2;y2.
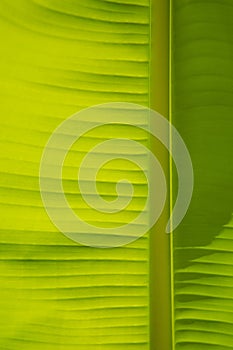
0;0;232;350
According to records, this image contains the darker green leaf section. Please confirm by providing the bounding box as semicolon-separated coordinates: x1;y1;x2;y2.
172;1;233;349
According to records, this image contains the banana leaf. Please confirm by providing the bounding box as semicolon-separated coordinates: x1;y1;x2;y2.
0;0;232;349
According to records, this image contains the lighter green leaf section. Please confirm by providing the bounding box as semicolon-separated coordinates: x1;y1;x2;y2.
0;0;150;349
